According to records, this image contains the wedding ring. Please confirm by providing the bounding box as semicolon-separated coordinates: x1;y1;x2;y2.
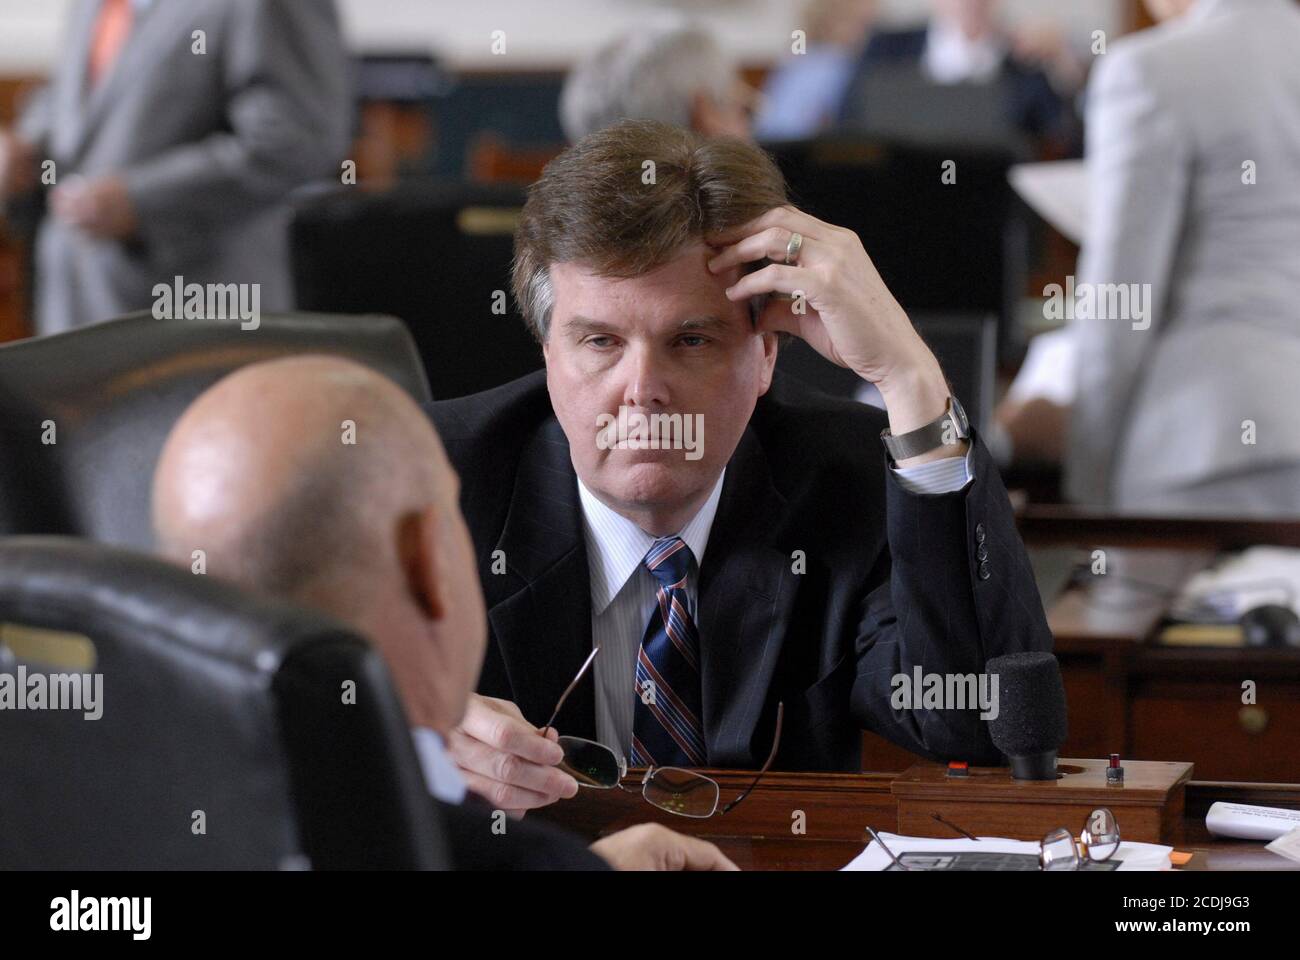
784;231;803;265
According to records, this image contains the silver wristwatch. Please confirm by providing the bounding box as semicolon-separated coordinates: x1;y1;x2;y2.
880;395;970;461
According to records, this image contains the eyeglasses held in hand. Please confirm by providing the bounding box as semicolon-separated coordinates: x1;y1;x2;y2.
538;645;784;819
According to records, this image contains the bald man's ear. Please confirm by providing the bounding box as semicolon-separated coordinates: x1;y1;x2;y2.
398;505;446;622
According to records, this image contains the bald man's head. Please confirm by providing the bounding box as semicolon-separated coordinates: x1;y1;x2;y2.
153;355;487;732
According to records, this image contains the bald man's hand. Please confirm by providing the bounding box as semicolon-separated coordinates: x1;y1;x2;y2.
590;824;740;871
448;694;579;815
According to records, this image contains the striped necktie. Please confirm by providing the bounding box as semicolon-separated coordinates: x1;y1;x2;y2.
631;536;706;768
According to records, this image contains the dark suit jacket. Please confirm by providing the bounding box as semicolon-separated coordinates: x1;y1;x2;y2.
836;27;1080;153
427;370;1053;770
439;797;608;870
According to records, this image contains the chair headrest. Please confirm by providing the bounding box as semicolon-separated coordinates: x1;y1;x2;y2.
0;311;431;548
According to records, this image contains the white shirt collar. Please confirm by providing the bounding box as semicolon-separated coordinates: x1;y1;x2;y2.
410;727;467;805
922;18;1006;85
577;470;726;615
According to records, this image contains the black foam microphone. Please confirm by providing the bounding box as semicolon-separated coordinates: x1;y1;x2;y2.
985;652;1068;780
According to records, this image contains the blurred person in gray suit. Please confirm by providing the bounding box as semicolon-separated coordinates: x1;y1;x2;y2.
0;0;352;336
559;13;759;143
1049;0;1300;516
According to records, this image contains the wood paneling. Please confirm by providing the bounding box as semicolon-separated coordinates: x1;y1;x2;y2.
0;75;40;343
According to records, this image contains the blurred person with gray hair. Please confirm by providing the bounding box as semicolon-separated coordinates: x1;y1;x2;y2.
559;15;758;143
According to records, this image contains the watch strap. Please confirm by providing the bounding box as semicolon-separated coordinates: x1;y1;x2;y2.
880;396;969;461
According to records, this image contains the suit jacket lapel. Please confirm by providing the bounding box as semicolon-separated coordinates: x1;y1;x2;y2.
486;418;598;740
52;0;98;159
73;0;165;159
697;425;799;767
484;411;799;757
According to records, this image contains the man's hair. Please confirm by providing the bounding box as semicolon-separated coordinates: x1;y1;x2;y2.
558;17;735;143
511;118;790;343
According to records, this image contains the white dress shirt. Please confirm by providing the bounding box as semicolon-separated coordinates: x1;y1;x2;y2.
922;19;1006;85
581;444;975;757
411;727;468;804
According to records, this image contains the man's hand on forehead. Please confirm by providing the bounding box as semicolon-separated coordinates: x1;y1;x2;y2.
693;243;761;330
708;204;960;459
707;203;929;383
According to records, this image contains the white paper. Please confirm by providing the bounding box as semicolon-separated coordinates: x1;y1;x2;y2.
841;831;1172;871
1170;547;1300;623
1265;827;1300;864
1005;326;1077;406
1206;801;1300;841
1008;160;1089;245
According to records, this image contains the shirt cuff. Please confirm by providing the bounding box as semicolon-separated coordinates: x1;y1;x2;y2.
890;444;975;494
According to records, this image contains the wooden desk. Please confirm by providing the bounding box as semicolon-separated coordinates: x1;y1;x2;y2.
861;542;1300;780
1009;510;1300;783
537;769;894;871
863;508;1300;777
1016;505;1300;550
536;769;1300;871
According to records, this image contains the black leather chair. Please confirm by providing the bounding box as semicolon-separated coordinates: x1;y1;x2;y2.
291;181;544;399
0;310;431;548
777;311;997;432
0;537;447;869
764;136;1027;362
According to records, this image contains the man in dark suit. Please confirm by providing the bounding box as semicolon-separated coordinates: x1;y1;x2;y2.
152;355;736;871
834;0;1082;152
429;118;1054;813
